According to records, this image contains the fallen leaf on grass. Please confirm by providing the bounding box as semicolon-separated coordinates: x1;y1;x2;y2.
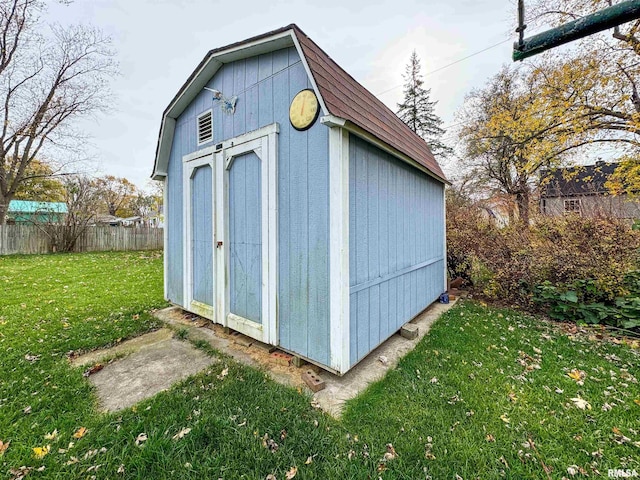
571;397;591;410
9;466;31;480
382;443;397;461
32;445;50;459
266;475;276;480
568;369;586;382
44;429;58;441
217;367;229;380
73;427;88;439
612;427;632;444
500;414;510;424
23;405;31;414
508;392;518;403
24;354;40;362
172;428;191;440
261;433;278;452
285;466;297;479
486;434;495;442
135;433;148;446
0;440;10;456
305;455;314;465
634;399;640;406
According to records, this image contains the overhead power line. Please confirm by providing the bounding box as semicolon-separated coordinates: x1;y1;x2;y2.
375;38;512;96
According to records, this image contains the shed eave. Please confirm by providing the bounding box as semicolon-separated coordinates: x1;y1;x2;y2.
321;116;450;185
151;29;298;179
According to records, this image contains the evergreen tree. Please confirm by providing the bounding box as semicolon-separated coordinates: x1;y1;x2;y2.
397;51;452;157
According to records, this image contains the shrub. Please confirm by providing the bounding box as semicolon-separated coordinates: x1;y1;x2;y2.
447;196;640;328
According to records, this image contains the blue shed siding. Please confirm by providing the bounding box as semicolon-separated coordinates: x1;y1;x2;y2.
229;152;262;324
165;47;330;365
348;134;445;367
191;165;214;306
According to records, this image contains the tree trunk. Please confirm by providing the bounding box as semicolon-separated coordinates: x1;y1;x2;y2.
515;188;531;226
0;192;10;224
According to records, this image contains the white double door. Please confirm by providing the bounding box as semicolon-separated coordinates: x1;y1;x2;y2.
183;125;278;344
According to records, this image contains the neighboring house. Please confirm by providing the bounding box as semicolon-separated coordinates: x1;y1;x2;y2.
7;200;67;224
151;25;447;375
540;161;640;219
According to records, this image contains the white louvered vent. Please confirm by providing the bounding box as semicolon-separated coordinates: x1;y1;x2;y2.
197;110;213;145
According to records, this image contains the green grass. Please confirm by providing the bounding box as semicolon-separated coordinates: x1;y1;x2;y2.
1;252;639;479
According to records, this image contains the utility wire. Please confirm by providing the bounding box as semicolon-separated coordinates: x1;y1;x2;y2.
375;38;513;96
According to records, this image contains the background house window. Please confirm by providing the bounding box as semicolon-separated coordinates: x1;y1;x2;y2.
564;198;581;214
197;110;213;145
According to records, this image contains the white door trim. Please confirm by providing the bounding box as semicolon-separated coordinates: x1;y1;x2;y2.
182;152;216;320
221;123;278;345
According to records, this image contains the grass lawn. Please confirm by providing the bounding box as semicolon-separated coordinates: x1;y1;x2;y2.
1;251;639;479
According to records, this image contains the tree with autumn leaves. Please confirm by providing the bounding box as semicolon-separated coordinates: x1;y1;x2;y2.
456;2;640;224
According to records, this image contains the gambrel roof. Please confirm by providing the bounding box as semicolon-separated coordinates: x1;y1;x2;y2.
152;24;447;183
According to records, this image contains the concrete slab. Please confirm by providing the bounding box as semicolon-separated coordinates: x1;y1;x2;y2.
153;300;457;417
70;329;174;367
73;330;216;412
313;301;454;416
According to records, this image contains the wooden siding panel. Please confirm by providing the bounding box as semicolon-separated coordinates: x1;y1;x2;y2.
166;123;185;305
348;134;445;367
273;67;290;349
306;116;330;365
285;60;309;357
191;165;214;306
229;152;262;323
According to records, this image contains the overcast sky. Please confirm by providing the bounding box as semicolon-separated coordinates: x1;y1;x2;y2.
45;0;522;190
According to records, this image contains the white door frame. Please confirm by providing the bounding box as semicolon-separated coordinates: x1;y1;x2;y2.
182;151;216;320
218;123;278;345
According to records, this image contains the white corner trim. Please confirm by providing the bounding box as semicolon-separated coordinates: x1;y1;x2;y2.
329;126;350;374
443;184;448;293
163;177;168;301
290;31;330;117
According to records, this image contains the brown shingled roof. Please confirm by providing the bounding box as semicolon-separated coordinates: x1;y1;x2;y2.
152;24;447;182
292;25;446;181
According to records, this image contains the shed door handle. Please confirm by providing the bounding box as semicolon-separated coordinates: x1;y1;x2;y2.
216;241;223;248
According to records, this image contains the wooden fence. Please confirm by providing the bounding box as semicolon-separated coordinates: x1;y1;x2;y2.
0;224;163;255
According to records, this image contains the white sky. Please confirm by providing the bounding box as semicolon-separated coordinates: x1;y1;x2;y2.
45;0;522;189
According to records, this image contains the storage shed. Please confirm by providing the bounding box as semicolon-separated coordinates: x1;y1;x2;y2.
152;24;448;375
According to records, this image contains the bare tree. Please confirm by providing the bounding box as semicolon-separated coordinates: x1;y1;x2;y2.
36;174;101;252
0;0;118;224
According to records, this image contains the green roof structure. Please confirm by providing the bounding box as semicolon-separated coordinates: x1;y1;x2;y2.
8;200;68;214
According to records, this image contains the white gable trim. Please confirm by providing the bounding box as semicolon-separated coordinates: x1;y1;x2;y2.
290;32;329;117
152;29;329;180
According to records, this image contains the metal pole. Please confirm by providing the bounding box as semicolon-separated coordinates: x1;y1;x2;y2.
513;0;640;61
